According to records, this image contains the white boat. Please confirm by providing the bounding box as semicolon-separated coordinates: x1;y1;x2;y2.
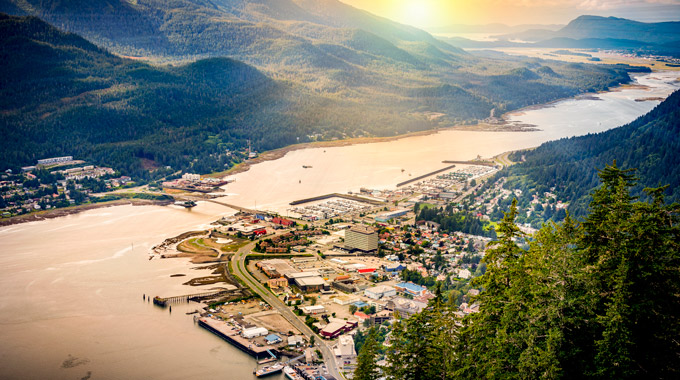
254;362;284;377
283;365;304;380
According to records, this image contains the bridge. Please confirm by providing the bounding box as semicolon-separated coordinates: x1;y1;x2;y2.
153;289;229;307
173;195;261;214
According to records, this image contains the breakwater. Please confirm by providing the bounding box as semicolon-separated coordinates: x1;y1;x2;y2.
396;164;457;187
289;193;384;206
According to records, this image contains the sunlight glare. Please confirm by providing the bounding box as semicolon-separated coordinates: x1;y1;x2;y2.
401;1;433;27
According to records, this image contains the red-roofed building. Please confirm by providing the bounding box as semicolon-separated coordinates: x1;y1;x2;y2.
353;311;370;321
272;217;295;227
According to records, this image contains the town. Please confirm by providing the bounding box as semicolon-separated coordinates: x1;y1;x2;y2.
148;161;571;379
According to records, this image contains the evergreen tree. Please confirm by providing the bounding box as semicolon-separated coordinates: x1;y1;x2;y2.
354;327;381;380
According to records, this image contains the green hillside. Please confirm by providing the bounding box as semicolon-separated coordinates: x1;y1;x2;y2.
0;3;647;179
499;89;680;222
1;0;641;119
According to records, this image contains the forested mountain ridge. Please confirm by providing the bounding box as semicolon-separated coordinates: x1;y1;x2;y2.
445;16;680;57
363;169;680;379
0;13;307;178
500;89;680;220
1;0;643;127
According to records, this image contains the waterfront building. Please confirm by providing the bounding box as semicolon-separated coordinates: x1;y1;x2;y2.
242;326;268;339
344;225;378;253
264;334;282;345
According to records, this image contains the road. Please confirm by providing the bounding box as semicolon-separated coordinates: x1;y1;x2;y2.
230;243;343;380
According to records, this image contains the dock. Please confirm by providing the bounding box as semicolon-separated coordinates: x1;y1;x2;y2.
153;290;229;307
198;317;280;359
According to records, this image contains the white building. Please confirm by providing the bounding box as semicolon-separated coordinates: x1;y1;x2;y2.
364;285;397;300
182;173;201;181
302;305;326;315
333;335;357;368
458;269;472;279
344;225;378;253
242;326;268;339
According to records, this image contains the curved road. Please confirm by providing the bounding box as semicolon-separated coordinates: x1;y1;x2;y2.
230;243;342;380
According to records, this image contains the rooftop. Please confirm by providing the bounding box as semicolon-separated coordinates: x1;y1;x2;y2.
348;224;376;235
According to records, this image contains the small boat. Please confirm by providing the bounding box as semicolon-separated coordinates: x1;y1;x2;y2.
283;365;304;380
254;362;284;377
302;165;313;169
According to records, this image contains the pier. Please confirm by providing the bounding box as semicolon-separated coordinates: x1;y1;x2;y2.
153;290;229;307
198;317;281;359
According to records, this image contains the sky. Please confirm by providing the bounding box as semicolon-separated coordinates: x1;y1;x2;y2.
339;0;680;28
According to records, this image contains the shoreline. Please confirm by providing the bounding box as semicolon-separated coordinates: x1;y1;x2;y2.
3;71;668;226
212;70;662;180
0;199;173;228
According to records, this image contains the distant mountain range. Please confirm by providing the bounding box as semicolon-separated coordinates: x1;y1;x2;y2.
502;89;680;221
0;1;648;178
440;15;680;57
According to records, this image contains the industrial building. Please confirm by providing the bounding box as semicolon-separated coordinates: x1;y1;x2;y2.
374;208;409;223
344;224;378;253
320;318;358;339
364;285;397;300
37;156;73;166
242;326;268;339
395;282;428;297
302;305;326;315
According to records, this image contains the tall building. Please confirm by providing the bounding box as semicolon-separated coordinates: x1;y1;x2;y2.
344;224;378;253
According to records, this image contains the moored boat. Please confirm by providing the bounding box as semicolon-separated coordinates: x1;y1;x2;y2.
283;365;304;380
254;362;284;377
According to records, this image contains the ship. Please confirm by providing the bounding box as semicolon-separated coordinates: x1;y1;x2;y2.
302;165;313;169
254;362;284;377
283;365;304;380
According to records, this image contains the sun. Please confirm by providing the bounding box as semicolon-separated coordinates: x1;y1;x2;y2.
400;1;434;28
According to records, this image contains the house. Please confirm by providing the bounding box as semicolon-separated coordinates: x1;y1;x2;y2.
353;311;370;322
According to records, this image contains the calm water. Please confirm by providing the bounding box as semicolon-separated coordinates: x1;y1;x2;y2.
220;71;680;213
0;71;677;379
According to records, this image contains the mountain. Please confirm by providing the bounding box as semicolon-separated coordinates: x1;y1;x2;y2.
426;23;564;35
439;16;680;58
0;0;638;106
0;3;645;178
500;89;680;223
0;13;317;177
556;16;680;45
